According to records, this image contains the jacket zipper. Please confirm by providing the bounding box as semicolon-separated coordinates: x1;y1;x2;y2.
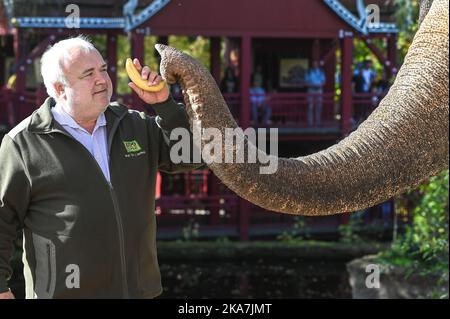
51;125;129;298
108;184;129;298
106;117;129;298
46;243;52;293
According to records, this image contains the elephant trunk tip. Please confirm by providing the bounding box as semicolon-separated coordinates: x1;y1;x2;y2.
155;43;168;55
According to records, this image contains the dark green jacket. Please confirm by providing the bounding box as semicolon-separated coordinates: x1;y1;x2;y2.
0;97;200;298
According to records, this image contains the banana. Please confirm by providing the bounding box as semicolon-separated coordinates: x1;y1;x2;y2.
125;58;166;92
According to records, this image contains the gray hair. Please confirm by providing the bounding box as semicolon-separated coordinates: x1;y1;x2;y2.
40;35;98;99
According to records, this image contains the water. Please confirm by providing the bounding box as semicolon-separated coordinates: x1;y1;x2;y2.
158;259;352;299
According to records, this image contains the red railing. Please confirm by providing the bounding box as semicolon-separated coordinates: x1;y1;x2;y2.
263;92;338;128
223;92;340;128
117;91;386;131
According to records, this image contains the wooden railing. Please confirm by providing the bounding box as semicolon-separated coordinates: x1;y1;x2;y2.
106;91;387;131
263;92;338;128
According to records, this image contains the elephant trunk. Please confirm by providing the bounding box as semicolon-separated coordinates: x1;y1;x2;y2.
155;0;448;216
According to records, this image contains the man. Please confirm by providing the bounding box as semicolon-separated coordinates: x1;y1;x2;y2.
361;60;376;94
250;78;271;125
305;61;325;127
0;36;200;298
353;60;377;124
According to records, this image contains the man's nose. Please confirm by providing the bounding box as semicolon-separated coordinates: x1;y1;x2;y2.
95;71;108;85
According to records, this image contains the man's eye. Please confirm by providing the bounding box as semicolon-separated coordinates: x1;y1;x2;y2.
84;73;93;77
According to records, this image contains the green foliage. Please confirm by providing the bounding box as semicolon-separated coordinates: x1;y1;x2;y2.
378;170;449;298
394;0;420;60
277;216;311;242
338;209;391;243
181;218;200;242
352;38;384;75
116;35;131;95
215;236;231;244
113;35;211;95
144;36;160;72
391;170;448;263
168;36;211;69
338;211;365;243
90;35;107;56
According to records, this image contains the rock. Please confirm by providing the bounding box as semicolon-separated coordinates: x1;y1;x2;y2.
346;255;448;299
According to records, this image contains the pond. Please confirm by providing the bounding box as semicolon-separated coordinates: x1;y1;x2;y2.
158;259;352;299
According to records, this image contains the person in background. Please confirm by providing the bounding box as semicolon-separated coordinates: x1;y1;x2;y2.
220;66;239;93
305;60;325;127
250;77;271;125
361;60;376;94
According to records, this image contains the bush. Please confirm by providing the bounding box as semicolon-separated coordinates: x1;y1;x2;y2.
378;170;449;298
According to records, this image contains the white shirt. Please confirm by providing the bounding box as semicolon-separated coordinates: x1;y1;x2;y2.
51;103;111;183
362;68;375;92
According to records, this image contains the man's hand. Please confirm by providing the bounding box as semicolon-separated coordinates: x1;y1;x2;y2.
0;289;15;299
128;59;170;105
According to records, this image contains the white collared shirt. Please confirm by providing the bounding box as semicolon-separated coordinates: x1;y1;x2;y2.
51;103;111;183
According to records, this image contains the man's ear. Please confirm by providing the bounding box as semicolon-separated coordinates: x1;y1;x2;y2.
54;83;66;99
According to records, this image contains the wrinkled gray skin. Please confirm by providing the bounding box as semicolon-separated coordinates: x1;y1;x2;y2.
155;0;448;216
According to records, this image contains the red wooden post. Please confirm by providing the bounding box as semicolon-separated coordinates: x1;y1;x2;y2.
155;171;162;200
35;84;47;107
387;34;397;78
238;35;252;241
107;32;118;99
131;31;145;66
339;212;350;225
0;52;5;87
13;28;25;95
340;31;353;136
209;174;221;226
312;39;320;62
239;35;251;129
223;37;232;68
324;50;336;123
131;31;145;110
324;45;336;93
210;37;221;85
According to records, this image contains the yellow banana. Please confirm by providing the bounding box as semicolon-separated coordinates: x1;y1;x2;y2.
125;58;166;92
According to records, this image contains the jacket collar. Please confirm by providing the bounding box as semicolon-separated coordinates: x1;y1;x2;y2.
28;97;128;134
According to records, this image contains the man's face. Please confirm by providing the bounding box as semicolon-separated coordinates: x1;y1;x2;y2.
57;49;113;120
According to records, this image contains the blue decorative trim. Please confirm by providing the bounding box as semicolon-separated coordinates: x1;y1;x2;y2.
125;0;171;31
11;16;125;29
9;0;170;31
323;0;398;34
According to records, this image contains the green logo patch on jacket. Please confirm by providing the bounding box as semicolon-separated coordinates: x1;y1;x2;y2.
123;140;142;153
